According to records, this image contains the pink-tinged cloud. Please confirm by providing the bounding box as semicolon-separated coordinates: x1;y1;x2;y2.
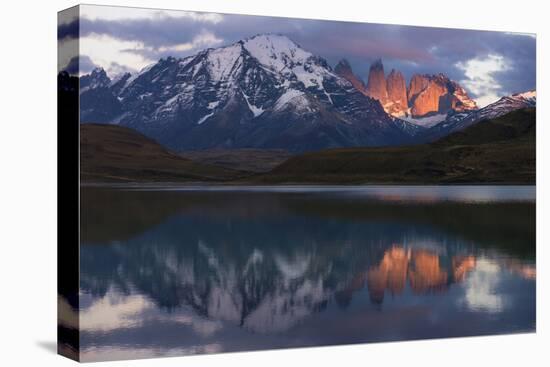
318;35;436;64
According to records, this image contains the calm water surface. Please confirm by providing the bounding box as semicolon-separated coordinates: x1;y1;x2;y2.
69;186;535;361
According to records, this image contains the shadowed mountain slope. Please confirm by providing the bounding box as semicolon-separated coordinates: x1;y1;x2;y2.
259;108;535;184
80;124;245;183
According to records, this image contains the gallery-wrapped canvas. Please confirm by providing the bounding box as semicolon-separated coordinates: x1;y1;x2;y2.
58;4;536;362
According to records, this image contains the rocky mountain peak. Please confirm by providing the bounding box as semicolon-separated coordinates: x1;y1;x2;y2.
337;59;477;119
80;67;111;91
370;58;384;70
334;58;367;95
408;74;430;102
407;73;477;117
242;33;313;69
334;58;352;72
512;90;536;103
90;67;108;78
110;72;132;95
386;69;408;115
366;59;389;104
78;34;420;153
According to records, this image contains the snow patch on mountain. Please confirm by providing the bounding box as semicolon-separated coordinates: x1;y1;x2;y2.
241;90;264;117
244;34;336;104
274;89;307;111
208;101;220;109
293;65;331;92
207;44;243;82
401;113;447;128
513;90;536;102
243;34;312;72
121;62;155;92
197;112;214;125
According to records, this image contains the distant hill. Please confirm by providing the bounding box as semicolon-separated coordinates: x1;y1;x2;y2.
425;91;536;140
80;124;245;183
258;108;535;184
80;108;535;184
435;107;535;145
180;149;293;173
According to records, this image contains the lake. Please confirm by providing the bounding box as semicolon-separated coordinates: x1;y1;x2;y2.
71;185;536;362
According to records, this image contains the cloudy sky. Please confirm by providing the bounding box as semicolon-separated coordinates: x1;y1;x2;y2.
58;5;536;107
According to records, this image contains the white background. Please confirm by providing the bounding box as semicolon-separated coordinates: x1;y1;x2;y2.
0;0;547;365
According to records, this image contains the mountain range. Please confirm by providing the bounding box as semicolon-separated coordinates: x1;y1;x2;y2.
77;33;536;153
79;107;535;184
335;58;478;120
262;108;535;184
426;90;536;139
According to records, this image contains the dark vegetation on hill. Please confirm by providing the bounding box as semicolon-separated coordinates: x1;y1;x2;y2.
80;108;535;185
180;149;292;173
259;108;535;184
80;124;245;183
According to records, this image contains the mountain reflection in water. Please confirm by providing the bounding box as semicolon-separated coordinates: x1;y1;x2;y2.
64;186;535;362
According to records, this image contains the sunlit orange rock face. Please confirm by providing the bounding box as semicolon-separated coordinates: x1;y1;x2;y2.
407;250;448;293
365;247;480;303
407;73;478;117
386;69;408;114
338;58;479;118
365;59;389;104
367;247;409;303
452;256;476;282
408;74;430;103
408;75;448;117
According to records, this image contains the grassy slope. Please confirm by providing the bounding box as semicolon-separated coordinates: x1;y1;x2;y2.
80;124;247;183
80;108;535;184
258;108;535;184
180;149;293;173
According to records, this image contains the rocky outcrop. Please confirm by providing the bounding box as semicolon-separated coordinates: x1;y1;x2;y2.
408;74;448;116
407;74;430;105
408;73;477;117
365;59;389;104
334;59;367;95
352;59;478;119
386;69;408;115
450;83;478;112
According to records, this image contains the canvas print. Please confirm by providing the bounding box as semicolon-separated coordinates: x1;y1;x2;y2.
57;4;536;362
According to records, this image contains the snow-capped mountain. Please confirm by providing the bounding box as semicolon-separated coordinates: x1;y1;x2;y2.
79;68;123;123
79;34;421;152
428;90;536;138
79;68;111;93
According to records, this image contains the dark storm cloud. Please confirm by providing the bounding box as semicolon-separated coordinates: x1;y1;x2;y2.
67;10;535;99
79;16;208;47
58;18;79;40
